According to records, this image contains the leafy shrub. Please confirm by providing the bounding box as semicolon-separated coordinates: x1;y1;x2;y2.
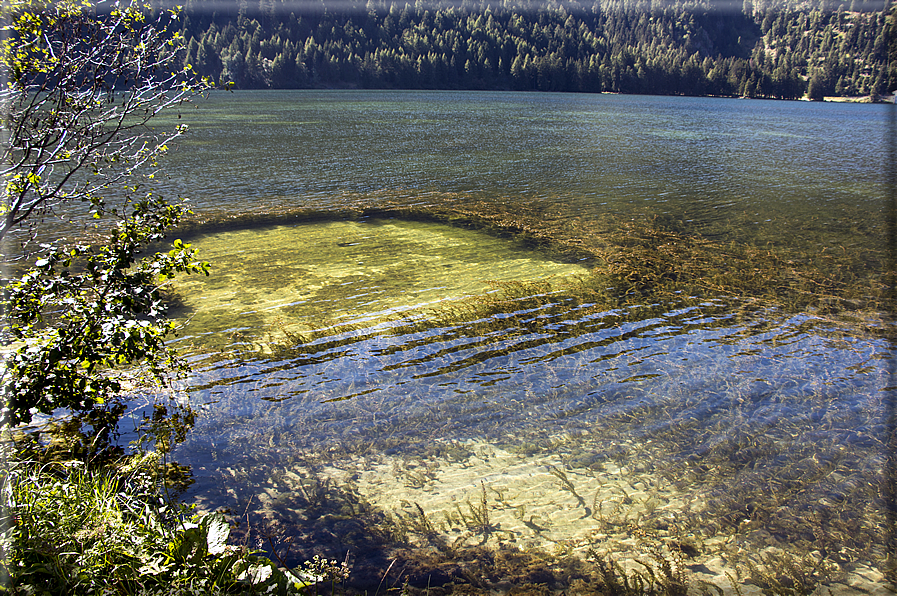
0;451;313;595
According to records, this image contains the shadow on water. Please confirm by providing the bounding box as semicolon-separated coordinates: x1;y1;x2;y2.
163;196;892;593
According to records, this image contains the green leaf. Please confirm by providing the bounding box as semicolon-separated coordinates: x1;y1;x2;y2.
203;513;230;556
236;561;275;585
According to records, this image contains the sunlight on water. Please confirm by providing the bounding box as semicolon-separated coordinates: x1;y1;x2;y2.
174;281;890;591
170;212;891;591
156;91;893;593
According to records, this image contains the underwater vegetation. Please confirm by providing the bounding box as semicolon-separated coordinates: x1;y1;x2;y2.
175;189;889;340
167;192;893;594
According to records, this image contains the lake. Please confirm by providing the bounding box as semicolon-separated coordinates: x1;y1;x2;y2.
153;90;893;592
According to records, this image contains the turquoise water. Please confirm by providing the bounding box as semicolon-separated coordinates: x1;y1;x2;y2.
157;91;893;590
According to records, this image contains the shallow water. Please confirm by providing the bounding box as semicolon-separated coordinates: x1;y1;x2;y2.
156;91;893;591
170;218;591;352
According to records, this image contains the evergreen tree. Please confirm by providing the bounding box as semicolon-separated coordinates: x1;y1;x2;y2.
172;0;892;99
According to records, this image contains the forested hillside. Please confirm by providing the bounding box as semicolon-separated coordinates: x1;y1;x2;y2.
177;0;896;99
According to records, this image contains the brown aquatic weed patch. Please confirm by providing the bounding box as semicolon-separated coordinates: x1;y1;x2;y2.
364;198;888;330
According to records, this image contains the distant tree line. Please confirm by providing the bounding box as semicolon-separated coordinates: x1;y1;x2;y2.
175;0;896;99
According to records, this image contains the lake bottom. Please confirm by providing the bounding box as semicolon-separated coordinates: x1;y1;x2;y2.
166;203;892;593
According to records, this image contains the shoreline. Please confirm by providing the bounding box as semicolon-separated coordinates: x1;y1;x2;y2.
820;94;896;103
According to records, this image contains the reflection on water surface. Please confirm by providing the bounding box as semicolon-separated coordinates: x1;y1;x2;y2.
160;91;892;593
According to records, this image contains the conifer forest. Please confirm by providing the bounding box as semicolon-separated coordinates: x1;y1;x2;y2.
177;0;897;99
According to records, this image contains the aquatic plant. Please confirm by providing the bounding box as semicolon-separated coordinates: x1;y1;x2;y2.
162;192;890;594
172;193;889;364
